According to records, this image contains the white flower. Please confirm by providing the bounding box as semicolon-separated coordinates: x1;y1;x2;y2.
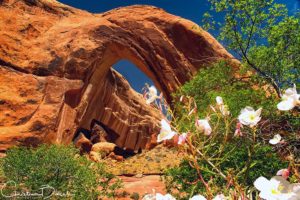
254;176;300;200
213;194;227;200
156;193;176;200
216;96;230;116
216;96;224;105
195;119;212;136
190;194;227;200
238;106;262;127
277;84;300;111
143;193;176;200
157;119;177;143
146;86;158;104
269;134;282;145
190;195;207;200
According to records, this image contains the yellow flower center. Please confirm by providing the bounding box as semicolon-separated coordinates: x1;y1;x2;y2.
249;114;256;121
271;189;280;195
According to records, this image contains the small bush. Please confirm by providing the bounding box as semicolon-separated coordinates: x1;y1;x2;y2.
1;144;122;199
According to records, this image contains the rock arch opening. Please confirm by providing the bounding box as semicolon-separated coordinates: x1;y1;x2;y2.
112;59;156;95
71;57;164;153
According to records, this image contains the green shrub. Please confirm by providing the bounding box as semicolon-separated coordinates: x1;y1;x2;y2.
1;145;122;199
173;61;277;118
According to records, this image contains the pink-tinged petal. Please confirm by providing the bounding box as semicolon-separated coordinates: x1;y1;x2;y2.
178;133;188;145
234;129;242;137
234;122;243;137
276;168;290;179
195;119;212;136
204;124;212;136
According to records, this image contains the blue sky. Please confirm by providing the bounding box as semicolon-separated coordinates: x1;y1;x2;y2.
59;0;299;93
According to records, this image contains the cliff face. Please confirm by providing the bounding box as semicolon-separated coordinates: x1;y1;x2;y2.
0;0;238;151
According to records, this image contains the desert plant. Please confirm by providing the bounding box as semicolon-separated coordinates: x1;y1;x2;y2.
1;144;122;199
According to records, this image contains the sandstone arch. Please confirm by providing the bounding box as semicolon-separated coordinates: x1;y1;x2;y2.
0;0;238;151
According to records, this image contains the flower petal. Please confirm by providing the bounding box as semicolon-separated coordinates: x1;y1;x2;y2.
142;194;156;200
196;119;212;136
277;98;295;111
269;134;281;145
161;119;171;132
146;96;157;104
270;176;290;192
290;183;300;194
164;194;176;200
178;133;188;145
190;195;207;200
149;86;158;96
244;106;255;112
157;131;176;143
216;96;224;105
255;108;262;117
254;176;271;192
213;194;226;200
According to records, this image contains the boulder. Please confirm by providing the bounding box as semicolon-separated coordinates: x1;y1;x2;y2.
91;142;116;156
89;151;101;163
73;133;92;153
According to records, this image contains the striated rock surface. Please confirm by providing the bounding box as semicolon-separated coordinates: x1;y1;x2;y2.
0;0;238;151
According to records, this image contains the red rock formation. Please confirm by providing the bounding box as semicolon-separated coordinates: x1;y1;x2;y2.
116;175;166;199
0;0;238;151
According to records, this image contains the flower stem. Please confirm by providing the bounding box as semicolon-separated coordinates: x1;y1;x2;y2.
244;127;256;183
